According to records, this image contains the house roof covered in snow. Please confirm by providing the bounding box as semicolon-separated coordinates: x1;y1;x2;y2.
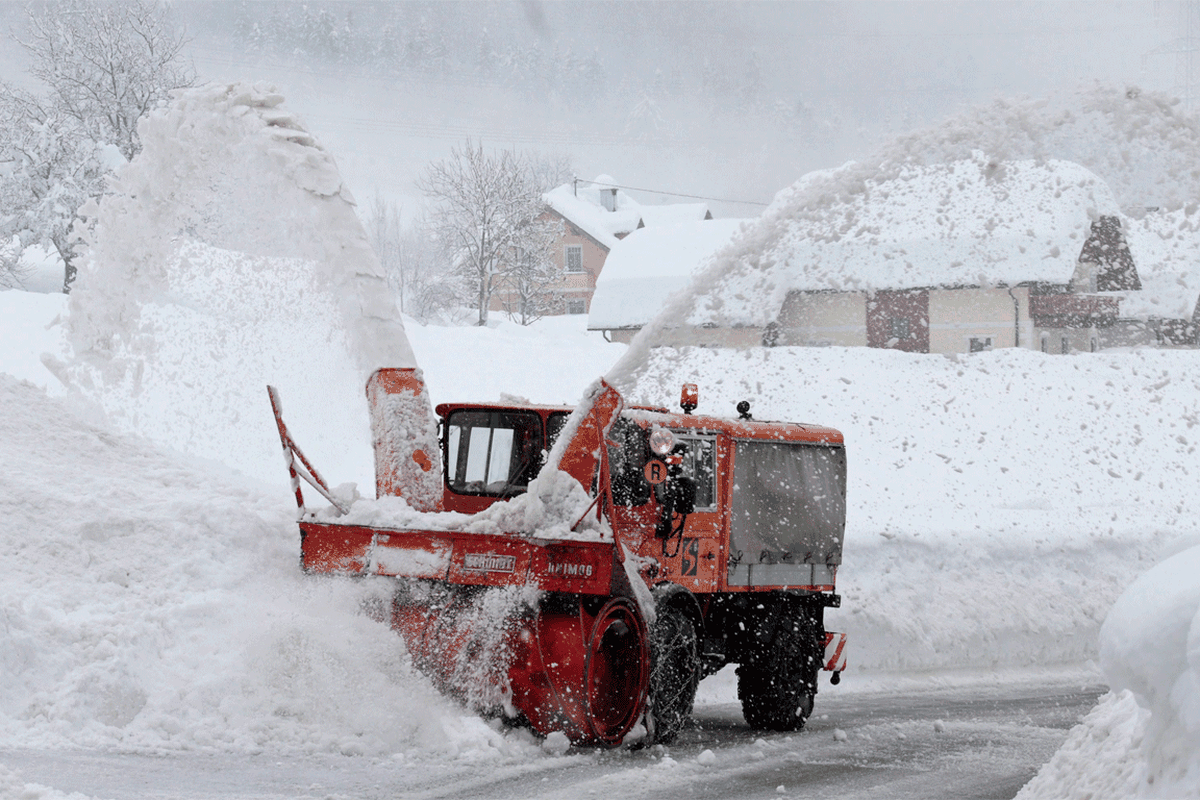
1117;208;1200;321
687;155;1124;327
543;175;712;251
588;219;747;330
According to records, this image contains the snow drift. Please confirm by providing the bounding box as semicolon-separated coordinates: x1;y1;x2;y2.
0;372;524;759
1018;541;1200;799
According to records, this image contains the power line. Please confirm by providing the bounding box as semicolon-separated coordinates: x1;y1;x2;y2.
575;178;769;208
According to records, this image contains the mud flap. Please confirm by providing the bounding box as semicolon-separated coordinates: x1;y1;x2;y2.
823;631;848;672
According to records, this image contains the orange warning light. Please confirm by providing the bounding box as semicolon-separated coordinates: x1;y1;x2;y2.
680;383;698;414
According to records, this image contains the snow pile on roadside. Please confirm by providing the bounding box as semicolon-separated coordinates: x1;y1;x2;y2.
629;344;1199;671
1015;690;1150;799
1099;542;1200;795
1017;543;1200;799
0;289;68;394
0;373;532;760
60;82;416;486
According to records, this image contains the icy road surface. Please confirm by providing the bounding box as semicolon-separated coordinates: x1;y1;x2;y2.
3;674;1103;800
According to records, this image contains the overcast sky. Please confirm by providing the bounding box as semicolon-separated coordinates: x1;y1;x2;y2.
4;1;1193;218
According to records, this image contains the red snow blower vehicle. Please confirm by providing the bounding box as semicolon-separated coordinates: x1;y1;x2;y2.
268;368;848;746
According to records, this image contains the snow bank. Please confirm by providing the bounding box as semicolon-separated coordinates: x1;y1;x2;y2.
1015;690;1150;799
627;344;1199;670
60;82;416;486
0;289;68;394
1017;543;1200;799
0;373;532;760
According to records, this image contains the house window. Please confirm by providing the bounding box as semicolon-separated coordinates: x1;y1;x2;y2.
565;245;583;273
1090;337;1097;353
1061;337;1070;354
1040;335;1049;353
567;299;587;315
889;317;910;339
969;337;992;353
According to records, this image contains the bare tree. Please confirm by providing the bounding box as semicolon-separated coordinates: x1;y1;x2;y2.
364;193;407;308
0;0;195;291
417;139;567;326
494;217;564;325
362;195;466;323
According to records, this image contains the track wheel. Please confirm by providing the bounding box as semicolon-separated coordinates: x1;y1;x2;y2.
737;615;820;732
648;605;699;743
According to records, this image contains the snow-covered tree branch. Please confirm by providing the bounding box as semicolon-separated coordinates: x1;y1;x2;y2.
19;0;196;161
0;0;195;292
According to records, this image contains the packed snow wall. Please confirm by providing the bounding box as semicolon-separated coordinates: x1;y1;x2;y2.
61;82;418;487
1016;537;1200;800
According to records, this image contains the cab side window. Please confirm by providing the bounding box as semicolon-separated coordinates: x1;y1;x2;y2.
445;410;542;496
677;436;717;510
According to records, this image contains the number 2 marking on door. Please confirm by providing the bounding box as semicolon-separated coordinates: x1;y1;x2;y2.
681;537;700;576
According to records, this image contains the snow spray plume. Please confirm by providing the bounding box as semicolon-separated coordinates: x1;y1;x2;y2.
59;82;429;485
67;82;414;379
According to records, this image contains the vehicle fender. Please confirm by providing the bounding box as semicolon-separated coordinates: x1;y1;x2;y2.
651;582;705;640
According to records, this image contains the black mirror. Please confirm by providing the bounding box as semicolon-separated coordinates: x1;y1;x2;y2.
671;476;696;516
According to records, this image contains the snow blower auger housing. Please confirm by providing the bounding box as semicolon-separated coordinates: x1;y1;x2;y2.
268;369;848;747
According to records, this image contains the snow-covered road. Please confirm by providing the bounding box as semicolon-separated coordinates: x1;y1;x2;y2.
1;672;1103;800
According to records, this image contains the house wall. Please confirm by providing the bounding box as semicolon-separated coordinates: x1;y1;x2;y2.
866;290;929;352
488;211;610;317
603;286;1129;355
1035;326;1102;354
927;287;1031;353
776;291;868;346
1100;319;1198;349
551;222;609;313
779;287;1036;354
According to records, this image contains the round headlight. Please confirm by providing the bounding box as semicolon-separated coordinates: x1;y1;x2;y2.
649;427;675;456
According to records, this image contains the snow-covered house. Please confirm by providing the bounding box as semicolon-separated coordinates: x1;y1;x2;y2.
1110;208;1200;347
587;219;747;342
489;175;712;318
678;156;1151;355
